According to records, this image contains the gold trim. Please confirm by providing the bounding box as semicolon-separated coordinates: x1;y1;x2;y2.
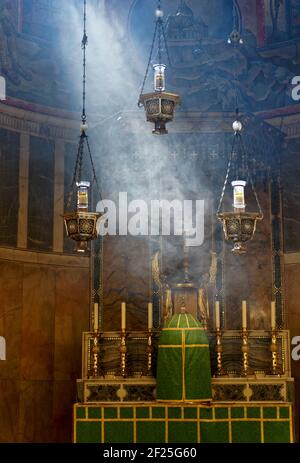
133;407;137;444
75;402;293;409
101;406;104;443
76;417;292;423
165;406;169;443
156;399;213;403
197;406;200;443
289;404;294;443
159;344;209;348
73;405;76;443
260;407;264;444
182;330;186;401
228;407;232;443
162;327;206;331
185;314;190;328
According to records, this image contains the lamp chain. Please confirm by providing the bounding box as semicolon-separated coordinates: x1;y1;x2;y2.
240;134;263;217
82;0;88;124
217;135;237;214
138;0;172;103
138;20;158;104
66;0;102;210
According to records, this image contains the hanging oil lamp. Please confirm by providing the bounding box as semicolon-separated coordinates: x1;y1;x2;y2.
63;0;102;253
217;14;263;255
138;0;181;135
217;117;263;254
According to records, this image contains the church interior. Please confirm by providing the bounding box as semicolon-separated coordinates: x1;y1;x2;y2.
0;0;300;444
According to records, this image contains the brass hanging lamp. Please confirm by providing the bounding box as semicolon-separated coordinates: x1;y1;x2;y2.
217;116;263;255
217;12;263;255
138;0;181;135
63;0;102;253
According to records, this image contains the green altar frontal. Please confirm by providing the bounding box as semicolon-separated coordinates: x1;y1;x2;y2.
156;313;212;402
73;402;294;443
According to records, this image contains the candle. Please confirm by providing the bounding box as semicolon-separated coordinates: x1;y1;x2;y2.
148;303;153;330
93;302;99;332
242;301;247;329
121;302;126;331
215;301;220;329
271;301;276;330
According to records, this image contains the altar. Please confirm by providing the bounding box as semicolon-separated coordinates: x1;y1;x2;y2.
73;319;295;443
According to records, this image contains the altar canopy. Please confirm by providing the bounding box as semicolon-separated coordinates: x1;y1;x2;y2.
156;313;212;402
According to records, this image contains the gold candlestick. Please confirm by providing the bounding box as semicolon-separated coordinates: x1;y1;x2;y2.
118;330;128;378
269;329;281;376
241;328;253;377
90;332;103;378
144;330;154;376
215;328;226;376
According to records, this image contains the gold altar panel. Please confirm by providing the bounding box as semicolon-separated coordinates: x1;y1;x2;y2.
224;188;272;330
103;236;150;331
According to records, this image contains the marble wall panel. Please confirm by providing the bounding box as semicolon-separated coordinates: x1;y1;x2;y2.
54;267;89;381
52;380;77;443
0;260;23;380
0;129;20;248
18;380;54;443
0;251;90;442
283;139;300;253
0;379;20;443
27;136;55;252
102;236;150;331
21;265;56;381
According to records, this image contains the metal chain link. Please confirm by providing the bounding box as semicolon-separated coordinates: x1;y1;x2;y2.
86;135;103;202
138;20;158;104
82;0;88;123
138;0;172;102
217;134;237;214
240;134;263;217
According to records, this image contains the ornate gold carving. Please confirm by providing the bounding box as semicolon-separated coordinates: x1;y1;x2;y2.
241;328;254;377
215;328;226;376
269;330;282;376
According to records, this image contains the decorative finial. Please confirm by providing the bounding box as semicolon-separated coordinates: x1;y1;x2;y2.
232;120;242;133
155;7;164;18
